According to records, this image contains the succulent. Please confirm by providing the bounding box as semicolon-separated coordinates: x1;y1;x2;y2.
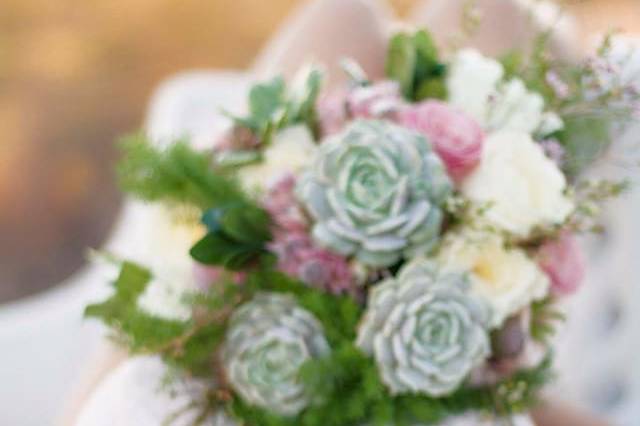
357;259;491;396
297;119;452;267
222;293;330;416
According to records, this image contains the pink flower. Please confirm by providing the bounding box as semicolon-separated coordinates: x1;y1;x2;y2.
263;174;308;233
538;232;586;296
399;100;484;180
317;81;405;137
546;71;570;99
270;232;355;296
263;175;357;295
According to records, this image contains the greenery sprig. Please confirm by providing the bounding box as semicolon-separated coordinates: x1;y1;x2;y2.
225;65;324;144
117;134;250;210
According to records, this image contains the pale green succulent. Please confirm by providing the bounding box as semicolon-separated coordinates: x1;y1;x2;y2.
222;293;330;416
297;119;451;267
357;259;491;396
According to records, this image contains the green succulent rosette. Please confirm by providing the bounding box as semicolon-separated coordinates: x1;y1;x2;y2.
297;119;452;267
222;293;330;416
357;259;491;396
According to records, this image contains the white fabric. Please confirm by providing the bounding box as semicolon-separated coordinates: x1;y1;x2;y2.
75;357;234;426
76;357;533;426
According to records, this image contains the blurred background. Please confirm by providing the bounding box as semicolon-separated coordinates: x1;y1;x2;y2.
1;0;639;304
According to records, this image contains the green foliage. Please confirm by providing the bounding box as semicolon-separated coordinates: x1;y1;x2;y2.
556;115;612;178
226;270;553;426
230;337;553;426
116;134;274;271
117;134;250;210
226;66;324;143
88;262;554;425
386;29;447;101
190;204;273;271
85;261;189;352
530;297;566;345
244;270;362;346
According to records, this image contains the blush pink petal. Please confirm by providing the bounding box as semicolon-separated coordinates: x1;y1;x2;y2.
399;100;484;181
538;232;586;296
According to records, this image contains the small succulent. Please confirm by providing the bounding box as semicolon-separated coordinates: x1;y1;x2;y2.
222;293;330;416
357;259;491;396
297;119;452;267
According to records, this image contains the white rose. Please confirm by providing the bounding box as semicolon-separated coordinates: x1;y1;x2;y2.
447;49;504;124
447;49;562;135
438;230;549;328
461;131;573;237
237;125;317;193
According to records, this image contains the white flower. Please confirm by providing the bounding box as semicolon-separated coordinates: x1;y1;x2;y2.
447;49;504;124
447;49;562;135
237;125;317;193
461;131;574;237
105;204;205;321
438;230;549;328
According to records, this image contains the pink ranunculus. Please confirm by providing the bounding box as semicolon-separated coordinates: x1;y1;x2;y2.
399;100;485;181
538;232;586;296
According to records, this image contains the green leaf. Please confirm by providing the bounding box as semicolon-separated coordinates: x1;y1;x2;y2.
386;33;416;98
557;115;611;177
385;29;447;101
218;204;272;243
249;77;286;123
415;78;447;101
194;203;272;270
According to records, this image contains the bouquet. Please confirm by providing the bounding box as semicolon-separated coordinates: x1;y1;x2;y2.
86;27;639;426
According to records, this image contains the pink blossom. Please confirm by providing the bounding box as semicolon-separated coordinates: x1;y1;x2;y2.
538;232;586;296
545;71;570;99
264;175;356;295
269;231;355;295
317;81;405;137
399;100;484;180
263;174;308;233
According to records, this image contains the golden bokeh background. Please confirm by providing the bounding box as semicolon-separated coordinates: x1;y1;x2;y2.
0;0;638;302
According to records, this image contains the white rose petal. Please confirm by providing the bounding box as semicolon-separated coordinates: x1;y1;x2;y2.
237;125;317;193
447;49;504;124
447;49;562;135
462;131;573;237
439;231;550;328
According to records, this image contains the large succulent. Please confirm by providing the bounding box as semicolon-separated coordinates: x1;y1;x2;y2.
297;119;452;267
222;293;330;416
357;259;491;396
